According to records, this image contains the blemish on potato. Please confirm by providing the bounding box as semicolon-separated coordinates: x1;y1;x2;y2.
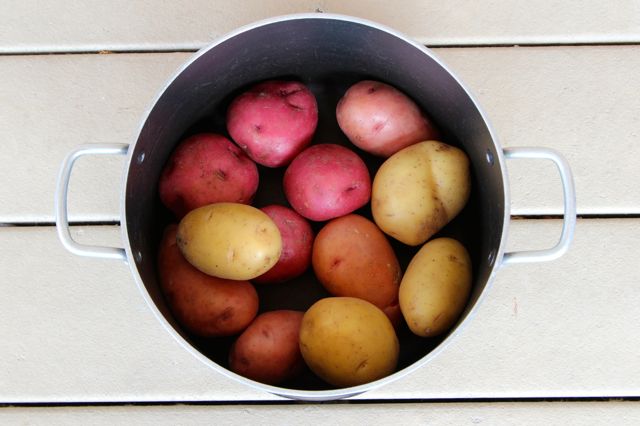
227;146;241;159
356;359;369;372
215;168;228;181
372;121;386;133
330;258;343;269
435;143;451;152
217;307;234;323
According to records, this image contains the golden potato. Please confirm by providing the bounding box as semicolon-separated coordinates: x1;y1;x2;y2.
177;202;282;280
299;297;399;388
371;140;471;246
311;214;401;310
399;238;472;337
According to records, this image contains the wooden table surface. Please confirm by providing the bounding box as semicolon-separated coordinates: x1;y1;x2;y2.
2;1;639;423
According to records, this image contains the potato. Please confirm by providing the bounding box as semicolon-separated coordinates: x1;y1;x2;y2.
253;205;314;284
177;203;282;280
399;238;472;337
336;80;439;157
229;310;305;385
157;224;259;337
158;133;259;219
227;80;318;167
371;140;471;246
312;214;401;312
299;297;399;387
284;144;371;221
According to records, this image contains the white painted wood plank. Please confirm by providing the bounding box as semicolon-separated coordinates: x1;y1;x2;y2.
1;219;638;402
0;225;273;402
0;53;188;224
2;401;640;425
2;46;638;223
1;0;640;53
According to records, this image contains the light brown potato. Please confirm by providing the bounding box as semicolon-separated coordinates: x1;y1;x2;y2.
371;140;471;246
399;238;472;337
229;310;305;385
157;224;259;337
177;202;282;280
299;297;399;388
312;214;401;311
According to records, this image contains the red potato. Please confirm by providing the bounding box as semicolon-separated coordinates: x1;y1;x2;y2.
253;205;314;284
336;80;440;157
283;144;371;221
227;80;318;167
157;224;259;337
158;133;259;219
229;310;305;385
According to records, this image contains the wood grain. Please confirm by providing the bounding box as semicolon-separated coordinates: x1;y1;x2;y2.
1;219;638;402
1;0;639;53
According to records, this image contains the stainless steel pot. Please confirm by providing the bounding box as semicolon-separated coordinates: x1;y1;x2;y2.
55;14;576;401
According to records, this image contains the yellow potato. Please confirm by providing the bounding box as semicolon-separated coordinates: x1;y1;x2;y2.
176;202;282;280
371;140;471;246
399;238;472;337
299;297;399;388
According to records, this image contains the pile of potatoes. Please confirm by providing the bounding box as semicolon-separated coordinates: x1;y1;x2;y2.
156;79;473;388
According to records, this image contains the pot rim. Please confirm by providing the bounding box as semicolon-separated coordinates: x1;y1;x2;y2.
120;12;511;401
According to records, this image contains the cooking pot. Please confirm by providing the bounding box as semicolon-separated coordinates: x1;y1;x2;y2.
54;14;576;401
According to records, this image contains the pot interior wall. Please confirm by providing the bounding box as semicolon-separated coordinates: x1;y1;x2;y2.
125;17;505;391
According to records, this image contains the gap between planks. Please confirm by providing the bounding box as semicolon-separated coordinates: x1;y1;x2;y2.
4;214;640;228
2;41;640;56
2;396;639;408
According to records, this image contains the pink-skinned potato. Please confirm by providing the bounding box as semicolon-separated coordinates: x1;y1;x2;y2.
283;144;371;222
157;224;259;337
229;310;305;385
227;80;318;167
336;80;440;157
159;133;259;219
253;205;314;284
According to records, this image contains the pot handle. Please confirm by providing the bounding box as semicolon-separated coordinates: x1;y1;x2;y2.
501;147;576;265
55;143;129;261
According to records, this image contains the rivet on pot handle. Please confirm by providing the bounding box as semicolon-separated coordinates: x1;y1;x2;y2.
502;147;576;265
55;144;129;261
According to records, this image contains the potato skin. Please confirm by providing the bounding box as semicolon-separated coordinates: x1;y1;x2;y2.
158;133;258;219
177;203;282;280
157;224;259;337
227;80;318;167
299;297;399;388
372;140;471;246
399;238;472;337
312;214;401;310
336;80;439;157
284;144;371;222
229;310;305;385
253;205;314;284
